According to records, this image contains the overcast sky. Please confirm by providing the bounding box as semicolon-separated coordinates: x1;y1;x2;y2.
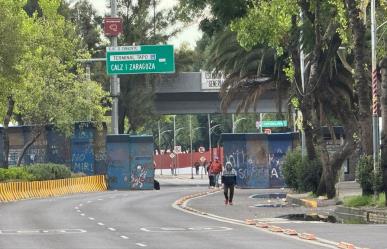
69;0;202;49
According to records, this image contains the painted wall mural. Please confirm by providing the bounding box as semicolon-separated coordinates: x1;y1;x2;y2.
222;133;297;189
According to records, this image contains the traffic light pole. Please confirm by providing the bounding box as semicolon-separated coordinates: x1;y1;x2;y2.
111;0;119;134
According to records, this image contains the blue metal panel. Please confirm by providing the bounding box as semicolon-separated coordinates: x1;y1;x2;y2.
268;133;293;188
222;134;270;189
71;122;94;175
94;124;107;175
129;136;154;190
47;128;70;164
106;135;131;190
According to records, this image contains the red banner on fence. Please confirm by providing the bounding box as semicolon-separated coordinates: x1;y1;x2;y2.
154;148;223;169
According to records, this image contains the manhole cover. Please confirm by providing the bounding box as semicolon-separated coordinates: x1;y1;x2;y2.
254;203;287;208
250;193;287;199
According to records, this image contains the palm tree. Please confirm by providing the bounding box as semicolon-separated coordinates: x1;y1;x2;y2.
205;30;290;114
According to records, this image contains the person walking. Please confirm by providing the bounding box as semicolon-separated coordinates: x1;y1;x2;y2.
221;162;237;205
210;157;222;188
207;161;215;188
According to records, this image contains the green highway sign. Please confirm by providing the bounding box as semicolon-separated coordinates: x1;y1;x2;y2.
106;45;175;75
260;120;288;128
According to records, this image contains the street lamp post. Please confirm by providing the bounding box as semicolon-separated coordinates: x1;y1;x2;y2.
232;114;247;133
190;122;207;179
208;114;211;160
208;114;221;161
158;121;172;175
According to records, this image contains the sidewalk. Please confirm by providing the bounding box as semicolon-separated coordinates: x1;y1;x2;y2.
155;173;209;187
183;185;386;249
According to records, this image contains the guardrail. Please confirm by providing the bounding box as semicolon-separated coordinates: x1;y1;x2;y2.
0;175;107;202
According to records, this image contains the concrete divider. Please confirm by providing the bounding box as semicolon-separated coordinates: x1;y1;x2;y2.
0;175;107;202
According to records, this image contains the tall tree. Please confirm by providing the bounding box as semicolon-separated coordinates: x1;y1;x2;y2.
0;0;28;168
381;57;387;205
226;0;359;198
1;0;108;166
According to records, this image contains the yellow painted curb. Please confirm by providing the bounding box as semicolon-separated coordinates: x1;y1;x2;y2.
0;175;107;202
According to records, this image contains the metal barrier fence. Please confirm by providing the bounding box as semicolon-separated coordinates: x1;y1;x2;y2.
0;175;107;202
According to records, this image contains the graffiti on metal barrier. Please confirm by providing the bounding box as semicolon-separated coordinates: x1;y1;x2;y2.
131;164;147;188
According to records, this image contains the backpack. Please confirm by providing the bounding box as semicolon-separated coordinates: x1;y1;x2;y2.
211;161;222;174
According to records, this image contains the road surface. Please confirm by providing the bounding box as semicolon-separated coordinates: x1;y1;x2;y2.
0;186;332;249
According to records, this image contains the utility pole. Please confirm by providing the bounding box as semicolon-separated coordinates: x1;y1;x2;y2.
110;0;119;134
208;114;212;161
371;0;380;197
189;115;193;179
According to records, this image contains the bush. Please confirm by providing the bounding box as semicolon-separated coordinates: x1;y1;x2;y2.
282;148;302;190
25;163;71;180
0;167;35;182
343;195;373;207
283;148;322;193
343;193;386;207
356;156;383;195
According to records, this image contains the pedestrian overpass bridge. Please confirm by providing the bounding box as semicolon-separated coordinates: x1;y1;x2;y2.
154;72;287;114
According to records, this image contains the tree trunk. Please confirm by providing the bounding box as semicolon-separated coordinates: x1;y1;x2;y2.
1;96;15;169
345;0;373;155
16;127;43;166
118;101;126;134
380;58;387;206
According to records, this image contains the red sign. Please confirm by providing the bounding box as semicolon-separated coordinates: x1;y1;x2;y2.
104;17;123;37
198;146;205;153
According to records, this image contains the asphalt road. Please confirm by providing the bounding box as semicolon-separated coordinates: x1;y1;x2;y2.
0;186;333;249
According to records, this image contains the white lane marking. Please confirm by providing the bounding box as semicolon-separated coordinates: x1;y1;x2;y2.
140;226;232;232
88;217;95;220
108;227;116;231
74;207;79;210
98;199;103;201
173;196;337;249
120;235;129;239
97;222;105;226
76;210;81;213
79;204;83;207
136;243;147;247
87;201;92;203
80;213;85;216
0;229;87;235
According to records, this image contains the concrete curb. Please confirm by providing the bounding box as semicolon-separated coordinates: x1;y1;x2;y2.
174;191;370;249
335;206;387;224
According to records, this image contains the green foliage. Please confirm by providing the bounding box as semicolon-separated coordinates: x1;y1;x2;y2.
25;163;71;180
230;0;298;53
356;156;383;195
283;148;322;193
0;164;72;182
343;195;373;207
0;167;35;182
343;193;386;208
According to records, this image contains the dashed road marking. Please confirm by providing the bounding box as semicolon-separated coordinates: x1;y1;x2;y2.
136;243;147;247
0;229;87;235
108;228;116;231
120;235;129;239
80;213;85;216
87;201;92;203
88;217;95;220
76;210;81;213
79;204;83;207
74;207;79;210
97;222;105;226
140;226;232;232
98;199;103;201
